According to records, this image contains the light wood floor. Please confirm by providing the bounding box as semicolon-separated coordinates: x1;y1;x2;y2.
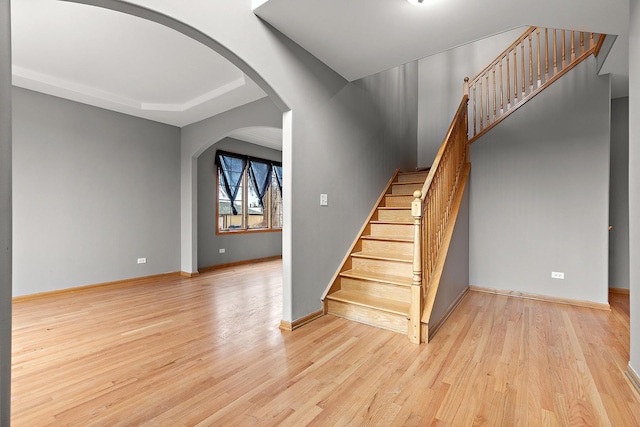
12;260;640;426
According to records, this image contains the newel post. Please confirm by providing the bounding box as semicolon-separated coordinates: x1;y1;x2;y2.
409;190;423;344
463;76;470;96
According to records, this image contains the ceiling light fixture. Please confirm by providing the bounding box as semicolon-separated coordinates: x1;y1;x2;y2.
407;0;426;5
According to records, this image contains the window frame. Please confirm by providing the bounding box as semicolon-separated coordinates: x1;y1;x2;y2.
215;151;282;235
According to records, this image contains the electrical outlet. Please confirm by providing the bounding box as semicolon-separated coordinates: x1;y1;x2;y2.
551;271;564;279
137;258;147;264
320;194;328;206
219;248;226;254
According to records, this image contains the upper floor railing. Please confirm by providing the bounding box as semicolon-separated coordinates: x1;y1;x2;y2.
467;27;605;143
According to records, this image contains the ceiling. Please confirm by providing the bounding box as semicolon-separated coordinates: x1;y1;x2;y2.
11;0;268;128
10;0;630;141
254;0;630;97
227;127;284;152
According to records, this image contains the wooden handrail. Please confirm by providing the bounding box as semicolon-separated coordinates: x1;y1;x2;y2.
469;27;537;86
594;33;606;56
421;163;471;328
421;99;468;289
411;88;469;342
466;27;605;143
419;95;469;202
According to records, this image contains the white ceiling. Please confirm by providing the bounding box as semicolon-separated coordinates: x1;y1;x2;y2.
10;0;630;137
228;127;284;151
254;0;629;95
11;0;268;128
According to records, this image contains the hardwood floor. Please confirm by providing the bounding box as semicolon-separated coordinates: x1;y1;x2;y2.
12;260;640;425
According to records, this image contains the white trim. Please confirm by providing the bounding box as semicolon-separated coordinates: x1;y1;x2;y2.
13;66;248;114
281;110;293;323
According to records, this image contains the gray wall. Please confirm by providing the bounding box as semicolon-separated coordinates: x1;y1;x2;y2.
354;61;418;168
287;63;418;318
418;28;525;166
0;0;11;422
12;88;181;296
629;0;640;386
469;57;610;304
430;183;470;326
197;137;282;268
181;60;418;321
610;97;630;289
103;0;422;322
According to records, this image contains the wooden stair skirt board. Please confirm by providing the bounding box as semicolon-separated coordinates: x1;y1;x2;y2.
323;169;429;335
422;287;470;343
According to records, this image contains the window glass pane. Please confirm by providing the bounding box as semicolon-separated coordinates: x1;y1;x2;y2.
218;170;243;231
271;173;283;229
216;152;282;233
247;178;266;229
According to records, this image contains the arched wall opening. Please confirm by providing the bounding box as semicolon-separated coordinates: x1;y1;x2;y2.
195;127;284;271
62;0;295;321
32;0;418;329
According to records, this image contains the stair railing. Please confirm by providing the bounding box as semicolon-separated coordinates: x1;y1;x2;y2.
467;27;605;143
409;26;605;343
410;88;469;343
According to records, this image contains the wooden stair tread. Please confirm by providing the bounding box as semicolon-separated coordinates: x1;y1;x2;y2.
326;290;410;316
378;207;411;211
340;269;412;286
361;235;413;242
393;181;425;185
399;169;430;174
351;251;412;263
369;220;412;225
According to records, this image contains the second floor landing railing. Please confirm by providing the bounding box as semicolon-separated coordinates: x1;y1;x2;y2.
467;27;605;143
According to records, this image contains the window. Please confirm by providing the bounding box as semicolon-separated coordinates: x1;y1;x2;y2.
216;150;283;233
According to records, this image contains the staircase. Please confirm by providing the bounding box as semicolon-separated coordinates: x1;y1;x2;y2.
322;26;606;344
324;170;428;334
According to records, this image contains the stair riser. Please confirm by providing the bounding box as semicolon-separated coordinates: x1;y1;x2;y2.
377;209;413;222
391;183;423;195
351;257;413;277
397;173;429;183
369;223;413;238
384;195;413;207
340;277;410;303
327;299;408;334
361;239;413;257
